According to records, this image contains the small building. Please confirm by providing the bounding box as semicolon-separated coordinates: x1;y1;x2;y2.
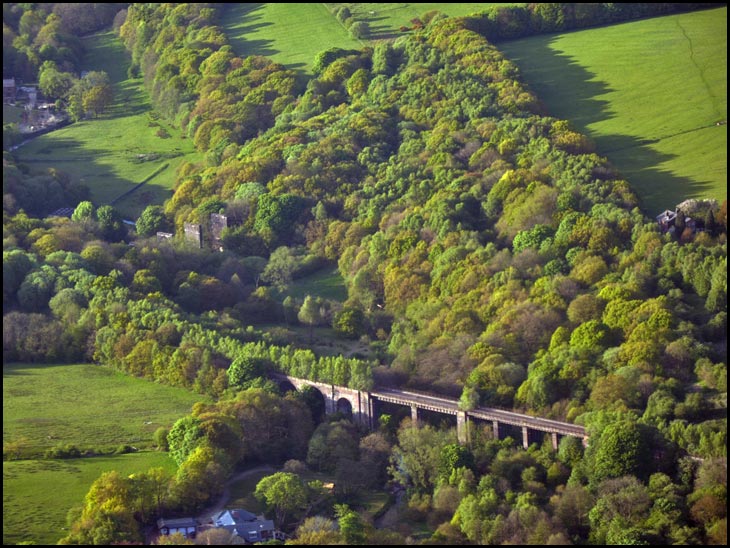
3;78;16;103
209;213;229;252
213;509;282;544
656;209;676;232
157;517;198;539
209;213;242;251
656;209;676;225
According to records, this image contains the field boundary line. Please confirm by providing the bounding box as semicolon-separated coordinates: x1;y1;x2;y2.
676;17;724;119
600;122;723;154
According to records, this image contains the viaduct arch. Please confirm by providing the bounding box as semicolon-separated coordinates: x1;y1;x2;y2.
276;375;373;427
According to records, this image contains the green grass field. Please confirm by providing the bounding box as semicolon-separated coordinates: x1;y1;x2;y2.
500;7;727;212
15;31;202;219
221;3;364;74
3;452;177;545
221;4;511;72
330;3;512;40
3;363;205;455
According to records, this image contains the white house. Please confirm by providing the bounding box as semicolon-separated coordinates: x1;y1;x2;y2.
213;509;282;543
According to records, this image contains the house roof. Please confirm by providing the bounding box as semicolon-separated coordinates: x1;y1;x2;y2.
234;518;276;536
230;509;258;522
157;517;198;529
213;509;277;538
656;210;677;224
214;508;258;524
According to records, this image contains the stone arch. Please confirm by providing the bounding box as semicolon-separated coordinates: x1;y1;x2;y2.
278;380;297;394
336;397;353;418
300;384;327;423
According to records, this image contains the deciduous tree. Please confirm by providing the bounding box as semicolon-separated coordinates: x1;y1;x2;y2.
254;472;308;527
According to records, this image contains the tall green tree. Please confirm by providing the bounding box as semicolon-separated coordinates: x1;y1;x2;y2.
135;205;169;237
254;472;308;527
71;200;95;223
335;504;365;544
298;295;323;343
388;423;455;494
96;205;126;241
261;246;298;291
589;419;652;483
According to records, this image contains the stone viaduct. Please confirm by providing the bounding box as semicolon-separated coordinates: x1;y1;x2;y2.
274;374;587;449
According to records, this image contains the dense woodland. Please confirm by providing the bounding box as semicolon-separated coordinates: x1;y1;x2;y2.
3;3;727;545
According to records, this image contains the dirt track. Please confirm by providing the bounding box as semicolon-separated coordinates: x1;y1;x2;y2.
196;465;275;525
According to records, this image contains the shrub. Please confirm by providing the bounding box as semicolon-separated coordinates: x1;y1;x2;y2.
154;427;170;451
44;444;82;459
333;307;366;339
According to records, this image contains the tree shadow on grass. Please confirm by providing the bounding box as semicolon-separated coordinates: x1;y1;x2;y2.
3;363;73;376
16;134;175;217
107;79;151;119
80;31;151;119
500;33;718;213
221;3;278;59
362;14;405;41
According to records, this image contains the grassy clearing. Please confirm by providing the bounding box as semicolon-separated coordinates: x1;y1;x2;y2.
330;3;512;40
3;452;177;546
500;7;727;212
286;266;348;302
14;31;202;219
221;3;363;74
256;319;372;360
3;363;205;455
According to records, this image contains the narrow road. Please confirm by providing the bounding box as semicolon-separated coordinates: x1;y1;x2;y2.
196;465;274;525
